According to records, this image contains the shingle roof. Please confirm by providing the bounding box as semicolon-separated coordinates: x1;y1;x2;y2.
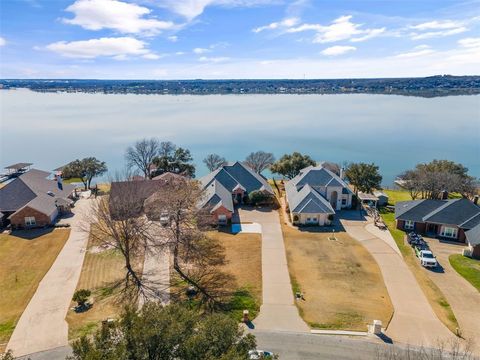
466;223;480;246
395;198;480;228
199;180;234;213
4;163;33;170
0;169;75;217
290;165;351;193
198;162;274;212
285;182;335;214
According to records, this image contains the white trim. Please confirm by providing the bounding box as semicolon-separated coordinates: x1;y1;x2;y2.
404;220;415;230
25;216;36;226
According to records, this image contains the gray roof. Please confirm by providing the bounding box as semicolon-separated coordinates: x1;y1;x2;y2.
0;169;75;217
466;223;480;246
285;182;335;215
198;162;274;211
395;198;480;228
199;180;234;213
290;165;351;193
5;162;33;170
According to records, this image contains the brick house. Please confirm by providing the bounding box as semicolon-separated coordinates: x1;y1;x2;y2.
0;169;75;229
198;162;274;225
395;198;480;247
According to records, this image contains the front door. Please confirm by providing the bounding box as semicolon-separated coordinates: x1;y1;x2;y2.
330;191;338;210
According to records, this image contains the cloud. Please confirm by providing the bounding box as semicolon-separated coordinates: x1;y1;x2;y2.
408;17;479;40
321;45;356;56
458;37;480;48
256;15;385;43
155;0;278;21
410;27;467;40
395;45;435;58
142;53;162;60
410;20;463;30
63;0;175;35
0;37;6;47
252;17;299;33
45;37;153;59
193;47;210;54
198;56;230;62
167;35;178;42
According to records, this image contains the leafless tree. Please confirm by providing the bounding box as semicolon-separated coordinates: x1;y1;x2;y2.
203;153;227;172
125;138;160;179
322;161;341;176
245;151;275;173
144;179;235;310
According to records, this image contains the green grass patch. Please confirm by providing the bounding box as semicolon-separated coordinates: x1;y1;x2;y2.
0;321;15;340
224;288;259;321
449;254;480;292
379;209;410;257
63;177;83;184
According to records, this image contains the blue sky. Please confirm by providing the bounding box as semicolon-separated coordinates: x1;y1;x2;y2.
1;0;479;79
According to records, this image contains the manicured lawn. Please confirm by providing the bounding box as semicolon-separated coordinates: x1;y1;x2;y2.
383;189;412;205
208;230;262;320
282;224;393;331
66;233;139;340
379;209;459;333
449;254;480;292
0;229;70;350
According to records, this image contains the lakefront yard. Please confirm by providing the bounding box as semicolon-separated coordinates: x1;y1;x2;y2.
0;229;70;351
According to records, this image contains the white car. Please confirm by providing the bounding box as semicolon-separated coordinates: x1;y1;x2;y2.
418;250;438;268
249;350;274;359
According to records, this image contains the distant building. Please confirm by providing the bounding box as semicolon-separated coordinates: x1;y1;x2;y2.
285;165;353;226
0;169;75;229
374;191;389;207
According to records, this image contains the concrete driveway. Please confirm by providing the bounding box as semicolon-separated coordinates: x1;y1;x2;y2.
7;199;92;357
338;211;455;348
424;239;480;354
235;207;309;332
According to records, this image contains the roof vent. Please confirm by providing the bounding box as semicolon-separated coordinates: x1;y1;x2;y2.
47;191;55;197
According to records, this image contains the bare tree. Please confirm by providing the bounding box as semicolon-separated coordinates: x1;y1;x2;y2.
125;138;160;179
144;179;235;310
245;151;275;173
203;153;227;172
322;161;341;176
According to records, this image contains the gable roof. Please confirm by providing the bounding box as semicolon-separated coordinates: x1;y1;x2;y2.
466;223;480;246
285;182;335;214
199;162;274;195
290;165;351;192
199;180;234;213
0;169;75;217
395;198;480;228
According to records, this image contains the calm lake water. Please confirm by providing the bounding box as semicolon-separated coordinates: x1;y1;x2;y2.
1;89;479;185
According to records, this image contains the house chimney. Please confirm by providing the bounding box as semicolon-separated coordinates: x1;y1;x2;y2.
57;176;63;191
441;190;448;200
340;167;344;180
474;195;479;206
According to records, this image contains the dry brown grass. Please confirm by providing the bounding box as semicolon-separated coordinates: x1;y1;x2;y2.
66;230;143;340
282;225;393;331
208;230;262;303
0;229;70;350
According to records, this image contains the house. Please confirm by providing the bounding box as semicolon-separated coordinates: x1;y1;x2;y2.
198;162;274;224
465;223;480;259
0;169;75;229
285;165;353;226
395;198;480;243
374;191;389;207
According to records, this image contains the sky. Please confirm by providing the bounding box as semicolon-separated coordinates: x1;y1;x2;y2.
0;0;479;79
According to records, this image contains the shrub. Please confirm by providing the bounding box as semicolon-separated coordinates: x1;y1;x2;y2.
73;289;91;307
248;190;272;206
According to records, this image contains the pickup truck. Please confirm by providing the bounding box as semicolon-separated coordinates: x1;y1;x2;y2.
416;249;438;268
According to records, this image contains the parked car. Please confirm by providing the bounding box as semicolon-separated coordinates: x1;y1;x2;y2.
249;350;274;359
416;249;438;268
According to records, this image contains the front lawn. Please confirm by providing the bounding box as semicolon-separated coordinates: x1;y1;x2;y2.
207;230;262;320
282;224;393;331
66;231;141;340
449;254;480;292
379;209;459;333
0;229;70;350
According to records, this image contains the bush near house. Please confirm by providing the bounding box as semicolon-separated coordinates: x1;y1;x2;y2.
248;190;274;206
73;289;91;307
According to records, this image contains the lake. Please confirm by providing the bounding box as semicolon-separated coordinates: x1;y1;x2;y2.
1;89;479;186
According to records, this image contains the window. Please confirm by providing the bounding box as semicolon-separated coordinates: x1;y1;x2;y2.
341;198;347;206
441;226;457;238
404;220;415;230
25;216;36;226
218;214;227;224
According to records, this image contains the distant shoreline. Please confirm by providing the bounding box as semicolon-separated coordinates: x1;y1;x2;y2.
2;75;480;98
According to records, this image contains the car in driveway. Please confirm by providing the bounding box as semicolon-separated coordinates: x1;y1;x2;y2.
416;249;438;268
